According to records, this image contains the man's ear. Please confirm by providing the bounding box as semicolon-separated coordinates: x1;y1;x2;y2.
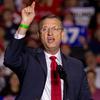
61;29;68;43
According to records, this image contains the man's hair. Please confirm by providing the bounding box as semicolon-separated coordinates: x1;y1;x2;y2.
38;14;63;32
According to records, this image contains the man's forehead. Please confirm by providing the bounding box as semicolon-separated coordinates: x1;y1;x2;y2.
41;18;61;26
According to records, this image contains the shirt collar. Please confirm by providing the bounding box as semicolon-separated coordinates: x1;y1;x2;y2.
44;50;62;65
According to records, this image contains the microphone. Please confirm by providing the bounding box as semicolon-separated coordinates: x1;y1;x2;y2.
57;65;66;80
57;65;68;98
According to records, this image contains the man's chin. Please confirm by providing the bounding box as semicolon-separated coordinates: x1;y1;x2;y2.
47;46;59;51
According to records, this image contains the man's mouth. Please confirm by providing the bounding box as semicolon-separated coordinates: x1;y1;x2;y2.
47;37;55;43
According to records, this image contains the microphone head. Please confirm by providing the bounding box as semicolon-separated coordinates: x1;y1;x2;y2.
57;65;66;80
57;65;68;89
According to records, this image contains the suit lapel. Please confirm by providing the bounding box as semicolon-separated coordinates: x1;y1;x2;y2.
35;49;47;76
61;52;70;100
61;52;69;82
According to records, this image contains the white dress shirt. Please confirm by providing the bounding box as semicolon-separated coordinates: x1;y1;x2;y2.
41;50;63;100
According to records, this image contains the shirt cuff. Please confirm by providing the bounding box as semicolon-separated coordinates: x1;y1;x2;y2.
14;33;25;39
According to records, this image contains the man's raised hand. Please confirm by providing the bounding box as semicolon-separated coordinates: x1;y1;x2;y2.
21;1;36;25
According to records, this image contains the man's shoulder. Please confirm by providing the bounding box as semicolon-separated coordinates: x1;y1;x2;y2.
67;56;82;64
65;56;85;76
64;56;84;69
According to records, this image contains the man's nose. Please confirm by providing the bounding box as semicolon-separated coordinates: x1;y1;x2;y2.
47;28;53;36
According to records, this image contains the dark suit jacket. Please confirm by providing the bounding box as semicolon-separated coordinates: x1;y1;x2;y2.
4;38;92;100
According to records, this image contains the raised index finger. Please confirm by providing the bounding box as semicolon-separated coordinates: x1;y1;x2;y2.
31;1;35;8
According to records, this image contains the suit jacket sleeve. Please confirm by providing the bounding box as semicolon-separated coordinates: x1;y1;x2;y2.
4;38;27;80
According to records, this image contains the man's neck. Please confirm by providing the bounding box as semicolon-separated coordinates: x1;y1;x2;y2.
45;48;60;55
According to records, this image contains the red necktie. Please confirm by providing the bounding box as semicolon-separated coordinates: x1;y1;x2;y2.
50;56;62;100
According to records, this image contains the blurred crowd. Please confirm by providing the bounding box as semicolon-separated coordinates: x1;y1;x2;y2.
0;0;100;100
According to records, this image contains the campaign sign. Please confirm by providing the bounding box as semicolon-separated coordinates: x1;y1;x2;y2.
62;25;87;47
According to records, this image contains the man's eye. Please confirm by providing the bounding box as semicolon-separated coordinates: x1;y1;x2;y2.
53;28;59;31
42;28;47;31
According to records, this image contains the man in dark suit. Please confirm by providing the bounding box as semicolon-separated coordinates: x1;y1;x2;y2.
4;1;92;100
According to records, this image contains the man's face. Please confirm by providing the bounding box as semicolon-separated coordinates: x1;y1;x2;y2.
40;18;63;52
